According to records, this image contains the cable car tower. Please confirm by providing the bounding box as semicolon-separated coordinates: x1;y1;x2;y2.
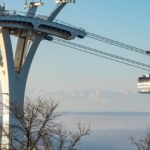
0;0;86;149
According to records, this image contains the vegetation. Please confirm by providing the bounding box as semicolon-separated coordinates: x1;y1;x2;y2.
0;98;90;150
131;131;150;150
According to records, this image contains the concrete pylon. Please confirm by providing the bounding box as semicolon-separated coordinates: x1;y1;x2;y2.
0;28;42;148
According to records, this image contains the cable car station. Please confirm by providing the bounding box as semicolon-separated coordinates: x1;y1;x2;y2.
0;0;87;149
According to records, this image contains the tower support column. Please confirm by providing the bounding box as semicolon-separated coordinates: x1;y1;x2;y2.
0;28;41;149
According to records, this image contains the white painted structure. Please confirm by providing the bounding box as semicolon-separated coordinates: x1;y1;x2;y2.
0;1;86;149
55;0;75;4
137;74;150;93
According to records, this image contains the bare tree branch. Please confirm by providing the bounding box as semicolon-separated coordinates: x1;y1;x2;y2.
130;131;150;150
0;97;91;150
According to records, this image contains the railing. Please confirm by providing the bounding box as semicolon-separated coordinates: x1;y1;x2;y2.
54;19;85;32
0;9;85;32
0;10;48;20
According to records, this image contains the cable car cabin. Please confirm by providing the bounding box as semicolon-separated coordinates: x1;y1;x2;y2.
137;74;150;93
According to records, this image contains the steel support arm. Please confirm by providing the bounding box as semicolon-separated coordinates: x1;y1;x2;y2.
47;3;66;22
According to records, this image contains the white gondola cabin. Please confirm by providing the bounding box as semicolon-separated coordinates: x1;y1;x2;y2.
137;74;150;93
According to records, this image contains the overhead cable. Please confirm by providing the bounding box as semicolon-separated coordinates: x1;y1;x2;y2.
54;37;150;68
87;32;149;56
52;37;150;71
55;19;150;56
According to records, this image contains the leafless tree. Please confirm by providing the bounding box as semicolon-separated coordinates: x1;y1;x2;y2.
130;131;150;150
0;98;91;150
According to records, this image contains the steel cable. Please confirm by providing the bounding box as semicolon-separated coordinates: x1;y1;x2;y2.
52;37;150;71
87;32;149;56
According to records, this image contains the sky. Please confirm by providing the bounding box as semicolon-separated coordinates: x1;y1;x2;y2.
2;0;150;112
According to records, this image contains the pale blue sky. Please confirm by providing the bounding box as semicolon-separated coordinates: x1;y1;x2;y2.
3;0;150;112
